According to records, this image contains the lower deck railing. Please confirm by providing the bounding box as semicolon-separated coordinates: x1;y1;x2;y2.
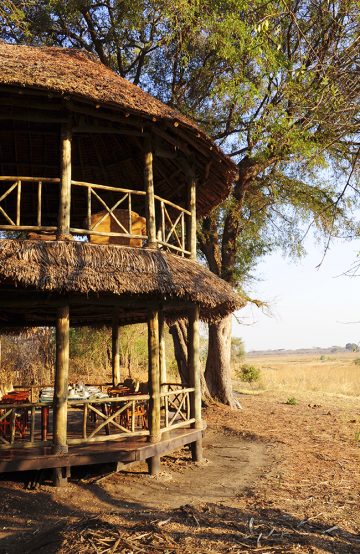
0;386;195;450
160;384;195;432
67;395;150;445
0;401;51;447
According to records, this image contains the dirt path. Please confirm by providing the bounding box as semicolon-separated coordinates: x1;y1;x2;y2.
98;429;268;509
0;425;268;553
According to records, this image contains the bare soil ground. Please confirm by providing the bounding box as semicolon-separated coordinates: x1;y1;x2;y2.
0;391;359;553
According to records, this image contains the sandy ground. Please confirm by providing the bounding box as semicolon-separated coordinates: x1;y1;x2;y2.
0;390;359;553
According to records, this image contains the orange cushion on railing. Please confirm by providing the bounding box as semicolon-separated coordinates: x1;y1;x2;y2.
89;210;146;247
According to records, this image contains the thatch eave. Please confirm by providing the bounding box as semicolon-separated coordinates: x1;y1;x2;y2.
0;240;245;324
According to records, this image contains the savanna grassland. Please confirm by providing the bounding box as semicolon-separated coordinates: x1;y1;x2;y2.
239;350;360;398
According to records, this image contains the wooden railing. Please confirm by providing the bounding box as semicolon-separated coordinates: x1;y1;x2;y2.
0;177;191;256
70;180;147;243
0;387;195;450
0;402;52;448
160;384;195;432
155;195;191;256
67;395;150;445
0;177;58;233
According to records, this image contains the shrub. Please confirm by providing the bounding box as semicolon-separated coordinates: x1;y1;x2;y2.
237;363;261;384
286;397;298;406
354;358;360;367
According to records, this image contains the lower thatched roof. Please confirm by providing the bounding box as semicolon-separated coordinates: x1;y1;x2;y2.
0;240;245;323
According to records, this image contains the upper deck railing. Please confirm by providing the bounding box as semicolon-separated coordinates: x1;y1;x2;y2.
0;177;191;257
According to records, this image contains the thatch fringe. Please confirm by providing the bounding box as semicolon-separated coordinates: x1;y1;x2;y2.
0;240;245;322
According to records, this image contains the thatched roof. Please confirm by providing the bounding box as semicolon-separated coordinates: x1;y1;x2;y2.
0;43;237;216
0;240;245;325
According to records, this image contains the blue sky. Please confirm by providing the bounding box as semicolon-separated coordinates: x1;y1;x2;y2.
233;237;360;351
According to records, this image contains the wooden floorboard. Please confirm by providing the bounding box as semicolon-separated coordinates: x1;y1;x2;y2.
0;427;203;473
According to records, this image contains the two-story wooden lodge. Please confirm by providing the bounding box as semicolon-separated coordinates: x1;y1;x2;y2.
0;43;244;485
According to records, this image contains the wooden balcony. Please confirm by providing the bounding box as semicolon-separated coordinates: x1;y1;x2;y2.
0;177;192;257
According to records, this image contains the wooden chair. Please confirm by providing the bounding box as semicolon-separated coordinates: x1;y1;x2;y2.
0;391;30;440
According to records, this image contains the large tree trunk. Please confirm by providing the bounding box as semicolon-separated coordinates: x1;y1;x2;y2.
170;321;213;404
198;162;264;409
204;314;241;409
169;321;188;384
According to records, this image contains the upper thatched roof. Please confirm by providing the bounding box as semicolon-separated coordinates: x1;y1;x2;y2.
0;43;237;216
0;240;245;325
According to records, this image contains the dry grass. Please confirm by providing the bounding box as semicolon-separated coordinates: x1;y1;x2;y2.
237;352;360;397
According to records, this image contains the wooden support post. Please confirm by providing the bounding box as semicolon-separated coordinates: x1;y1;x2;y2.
57;121;72;239
187;168;197;260
159;311;167;391
147;454;161;475
188;304;203;462
30;406;35;443
144;137;157;248
112;312;121;386
53;466;70;487
147;307;161;473
53;304;70;459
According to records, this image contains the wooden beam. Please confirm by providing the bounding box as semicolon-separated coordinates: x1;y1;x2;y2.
148;308;161;445
152;127;191;156
0;291;193;311
187;166;197;259
188;304;203;462
0;90;64;111
57;121;72;238
144;137;157;248
73;125;147;136
53;304;70;454
0;112;67;123
159;311;167;391
112;312;121;386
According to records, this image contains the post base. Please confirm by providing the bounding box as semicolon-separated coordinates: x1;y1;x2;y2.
52;444;69;455
191;438;203;462
52;466;70;487
147;454;161;475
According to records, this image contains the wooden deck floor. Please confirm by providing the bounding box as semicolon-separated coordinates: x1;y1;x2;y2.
0;427;203;474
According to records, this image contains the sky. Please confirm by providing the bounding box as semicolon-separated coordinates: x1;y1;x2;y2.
233;237;360;352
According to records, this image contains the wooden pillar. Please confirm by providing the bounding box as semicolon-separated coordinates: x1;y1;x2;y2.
57;121;72;238
52;304;70;486
144;137;157;248
112;312;121;386
147;307;161;474
188;304;203;461
53;304;70;454
186;168;197;259
159;311;167;391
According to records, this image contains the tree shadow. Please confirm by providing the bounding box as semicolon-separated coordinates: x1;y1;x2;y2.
0;468;359;554
74;481;360;553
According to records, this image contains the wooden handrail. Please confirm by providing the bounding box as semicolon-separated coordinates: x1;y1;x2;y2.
154;194;191;216
0;176;192;257
0;176;60;183
160;387;194;398
71;180;146;195
68;394;149;405
0;401;52;410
